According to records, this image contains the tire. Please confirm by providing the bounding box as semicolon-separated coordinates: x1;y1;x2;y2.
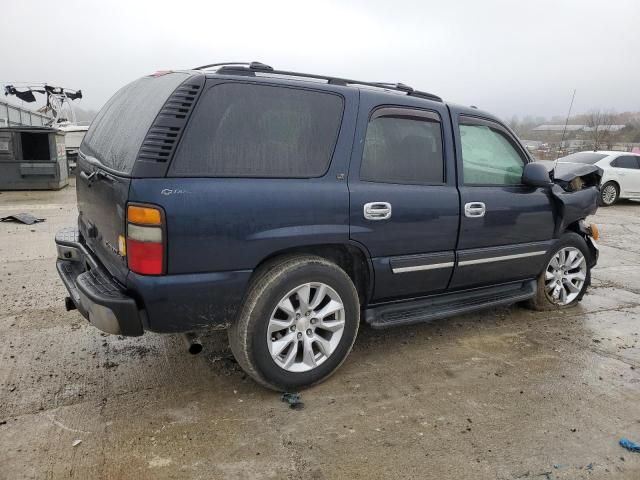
228;255;360;391
527;232;591;311
600;181;619;206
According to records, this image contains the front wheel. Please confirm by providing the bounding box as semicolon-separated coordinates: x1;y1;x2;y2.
228;255;360;391
527;232;591;310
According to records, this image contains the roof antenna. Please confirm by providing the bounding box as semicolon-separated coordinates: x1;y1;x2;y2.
554;89;576;175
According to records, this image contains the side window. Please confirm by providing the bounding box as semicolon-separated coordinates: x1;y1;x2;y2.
360;112;444;185
612;156;639;169
459;121;526;185
169;83;344;178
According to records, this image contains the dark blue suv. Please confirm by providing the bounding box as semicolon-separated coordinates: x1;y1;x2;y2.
56;62;600;390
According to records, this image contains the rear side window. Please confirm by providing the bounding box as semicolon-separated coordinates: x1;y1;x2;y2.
611;156;639;169
460;122;525;185
360;112;444;185
81;73;189;173
169;83;344;177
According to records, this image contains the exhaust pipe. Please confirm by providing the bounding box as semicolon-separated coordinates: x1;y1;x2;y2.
183;332;203;355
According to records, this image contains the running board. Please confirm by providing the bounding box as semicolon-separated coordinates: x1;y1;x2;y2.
365;280;536;329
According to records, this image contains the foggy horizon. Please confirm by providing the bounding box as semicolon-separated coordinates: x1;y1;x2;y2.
2;0;639;121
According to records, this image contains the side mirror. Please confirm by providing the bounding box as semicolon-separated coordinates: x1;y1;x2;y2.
523;162;553;188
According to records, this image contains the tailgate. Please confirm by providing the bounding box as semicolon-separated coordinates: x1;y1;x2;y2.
74;71;194;283
77;154;130;284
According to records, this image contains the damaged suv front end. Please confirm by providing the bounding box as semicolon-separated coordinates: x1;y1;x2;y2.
540;160;603;266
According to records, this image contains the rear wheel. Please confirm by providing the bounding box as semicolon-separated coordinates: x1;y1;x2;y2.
228;255;360;391
528;232;591;310
600;181;619;206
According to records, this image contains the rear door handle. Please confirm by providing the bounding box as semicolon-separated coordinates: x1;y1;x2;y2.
364;202;392;220
464;202;486;218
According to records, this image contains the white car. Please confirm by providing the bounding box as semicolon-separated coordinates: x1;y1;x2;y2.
556;151;640;206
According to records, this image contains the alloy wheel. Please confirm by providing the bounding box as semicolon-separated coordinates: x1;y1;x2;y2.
544;247;587;305
601;184;617;205
267;282;346;373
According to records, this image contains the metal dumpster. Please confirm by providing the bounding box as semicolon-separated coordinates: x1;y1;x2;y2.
0;127;68;190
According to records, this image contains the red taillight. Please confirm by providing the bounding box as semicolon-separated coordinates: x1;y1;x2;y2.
126;205;165;275
127;239;164;275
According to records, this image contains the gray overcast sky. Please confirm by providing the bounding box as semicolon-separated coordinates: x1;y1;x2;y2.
2;0;639;120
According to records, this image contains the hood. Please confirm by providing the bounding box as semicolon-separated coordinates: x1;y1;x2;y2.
537;160;603;192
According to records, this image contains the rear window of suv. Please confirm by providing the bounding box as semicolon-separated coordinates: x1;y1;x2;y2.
169;83;344;178
81;72;189;173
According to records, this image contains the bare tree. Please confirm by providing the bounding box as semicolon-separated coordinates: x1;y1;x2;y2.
586;109;614;150
606;136;615;150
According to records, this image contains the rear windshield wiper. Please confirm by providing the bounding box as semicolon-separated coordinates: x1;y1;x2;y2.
80;169;113;186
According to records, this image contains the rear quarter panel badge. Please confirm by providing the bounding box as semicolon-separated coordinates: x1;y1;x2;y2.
161;188;190;196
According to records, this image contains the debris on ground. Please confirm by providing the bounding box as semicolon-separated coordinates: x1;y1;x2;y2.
619;437;640;453
72;439;82;447
281;392;304;410
1;213;45;225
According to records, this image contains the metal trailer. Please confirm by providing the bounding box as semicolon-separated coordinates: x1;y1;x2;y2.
0;126;68;190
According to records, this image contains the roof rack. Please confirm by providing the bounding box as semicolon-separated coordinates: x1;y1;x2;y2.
193;61;273;71
192;61;442;102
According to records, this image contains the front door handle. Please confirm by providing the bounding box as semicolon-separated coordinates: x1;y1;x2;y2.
464;202;486;218
364;202;392;220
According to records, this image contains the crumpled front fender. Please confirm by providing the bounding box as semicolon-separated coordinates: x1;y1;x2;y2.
550;184;599;237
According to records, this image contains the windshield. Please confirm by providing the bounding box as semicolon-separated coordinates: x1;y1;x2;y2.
558;152;608;165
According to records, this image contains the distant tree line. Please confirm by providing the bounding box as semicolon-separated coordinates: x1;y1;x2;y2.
508;110;640;150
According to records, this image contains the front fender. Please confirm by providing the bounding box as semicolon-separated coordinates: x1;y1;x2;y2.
551;185;599;237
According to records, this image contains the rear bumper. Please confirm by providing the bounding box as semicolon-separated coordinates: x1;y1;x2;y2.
55;227;252;335
55;227;143;336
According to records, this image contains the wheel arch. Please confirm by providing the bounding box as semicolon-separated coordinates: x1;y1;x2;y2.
251;243;373;306
562;223;598;268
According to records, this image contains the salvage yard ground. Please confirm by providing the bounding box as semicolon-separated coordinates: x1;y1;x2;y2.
1;178;640;479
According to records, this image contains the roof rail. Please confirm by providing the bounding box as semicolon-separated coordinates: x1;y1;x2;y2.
193;61;274;71
194;61;442;102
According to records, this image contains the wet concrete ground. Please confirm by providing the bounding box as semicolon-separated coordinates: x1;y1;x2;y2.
1;180;640;479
